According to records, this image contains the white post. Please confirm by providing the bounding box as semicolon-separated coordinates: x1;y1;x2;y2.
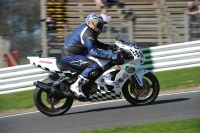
106;24;111;44
127;21;133;42
64;24;68;43
184;12;190;42
40;0;47;56
157;0;163;45
0;36;3;68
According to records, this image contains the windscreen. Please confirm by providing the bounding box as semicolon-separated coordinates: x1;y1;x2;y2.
115;36;139;49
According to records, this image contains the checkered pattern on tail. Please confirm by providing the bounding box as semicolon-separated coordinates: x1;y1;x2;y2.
90;89;122;102
33;63;67;76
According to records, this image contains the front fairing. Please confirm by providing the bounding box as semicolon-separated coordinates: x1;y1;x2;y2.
114;36;145;64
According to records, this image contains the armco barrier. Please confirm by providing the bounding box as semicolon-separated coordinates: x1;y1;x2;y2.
0;65;48;94
0;40;200;94
141;40;200;72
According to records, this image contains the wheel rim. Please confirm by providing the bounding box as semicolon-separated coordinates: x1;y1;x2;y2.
128;75;156;101
38;89;68;112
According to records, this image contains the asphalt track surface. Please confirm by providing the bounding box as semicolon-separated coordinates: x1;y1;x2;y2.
0;90;200;133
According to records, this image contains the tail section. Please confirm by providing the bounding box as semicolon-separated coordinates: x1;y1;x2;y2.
27;56;60;72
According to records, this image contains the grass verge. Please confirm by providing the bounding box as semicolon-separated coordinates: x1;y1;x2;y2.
0;67;200;112
0;90;35;111
77;118;200;133
154;67;200;90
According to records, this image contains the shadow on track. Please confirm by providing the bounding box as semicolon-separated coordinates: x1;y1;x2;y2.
64;98;190;115
153;98;190;105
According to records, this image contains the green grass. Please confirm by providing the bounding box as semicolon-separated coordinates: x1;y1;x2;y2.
0;90;35;111
77;118;200;133
0;67;200;112
154;67;200;90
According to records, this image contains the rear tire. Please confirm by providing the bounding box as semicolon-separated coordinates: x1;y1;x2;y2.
33;80;73;116
122;72;160;105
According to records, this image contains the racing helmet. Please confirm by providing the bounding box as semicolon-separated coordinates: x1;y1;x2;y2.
85;13;104;34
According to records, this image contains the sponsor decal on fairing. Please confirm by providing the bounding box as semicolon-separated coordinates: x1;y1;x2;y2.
124;65;135;73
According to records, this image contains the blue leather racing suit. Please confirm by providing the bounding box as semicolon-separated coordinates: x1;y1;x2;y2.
61;24;115;78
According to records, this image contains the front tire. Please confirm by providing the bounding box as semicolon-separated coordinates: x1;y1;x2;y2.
122;72;160;105
33;82;73;116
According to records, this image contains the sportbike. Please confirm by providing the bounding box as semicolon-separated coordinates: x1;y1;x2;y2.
27;36;160;116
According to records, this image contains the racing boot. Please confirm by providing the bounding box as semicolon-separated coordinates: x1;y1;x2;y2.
70;75;89;97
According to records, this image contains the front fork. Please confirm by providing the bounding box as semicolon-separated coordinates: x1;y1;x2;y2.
131;69;150;91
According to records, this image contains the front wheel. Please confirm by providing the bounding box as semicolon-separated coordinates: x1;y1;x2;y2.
122;72;160;106
34;85;73;116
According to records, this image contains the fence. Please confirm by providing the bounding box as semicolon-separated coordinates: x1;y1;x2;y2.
44;0;200;57
0;40;200;95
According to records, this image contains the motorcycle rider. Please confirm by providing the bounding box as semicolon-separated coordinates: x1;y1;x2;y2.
61;13;119;97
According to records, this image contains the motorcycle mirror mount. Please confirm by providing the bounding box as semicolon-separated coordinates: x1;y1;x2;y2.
37;50;43;58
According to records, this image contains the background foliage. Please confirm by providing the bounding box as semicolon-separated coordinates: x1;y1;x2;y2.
0;0;41;64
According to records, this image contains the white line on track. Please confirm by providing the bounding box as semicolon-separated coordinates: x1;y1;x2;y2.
0;90;200;119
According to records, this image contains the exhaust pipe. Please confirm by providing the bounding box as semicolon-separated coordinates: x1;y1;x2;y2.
34;81;54;93
34;81;72;97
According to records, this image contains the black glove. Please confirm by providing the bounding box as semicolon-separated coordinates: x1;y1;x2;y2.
111;53;124;65
107;44;118;52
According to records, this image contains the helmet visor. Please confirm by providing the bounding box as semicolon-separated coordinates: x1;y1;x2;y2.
97;21;104;33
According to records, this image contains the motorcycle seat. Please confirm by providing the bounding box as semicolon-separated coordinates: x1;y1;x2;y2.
57;59;83;73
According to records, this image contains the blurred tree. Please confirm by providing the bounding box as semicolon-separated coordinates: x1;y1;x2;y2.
0;0;41;64
0;0;40;36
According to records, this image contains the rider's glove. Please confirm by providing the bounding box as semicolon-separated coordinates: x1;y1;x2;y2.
111;54;119;60
107;44;118;51
107;54;119;60
107;54;123;64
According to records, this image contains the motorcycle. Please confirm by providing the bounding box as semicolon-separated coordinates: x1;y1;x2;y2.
27;36;160;116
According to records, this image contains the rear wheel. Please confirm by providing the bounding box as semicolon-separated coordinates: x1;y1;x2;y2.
33;81;73;116
122;72;160;105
